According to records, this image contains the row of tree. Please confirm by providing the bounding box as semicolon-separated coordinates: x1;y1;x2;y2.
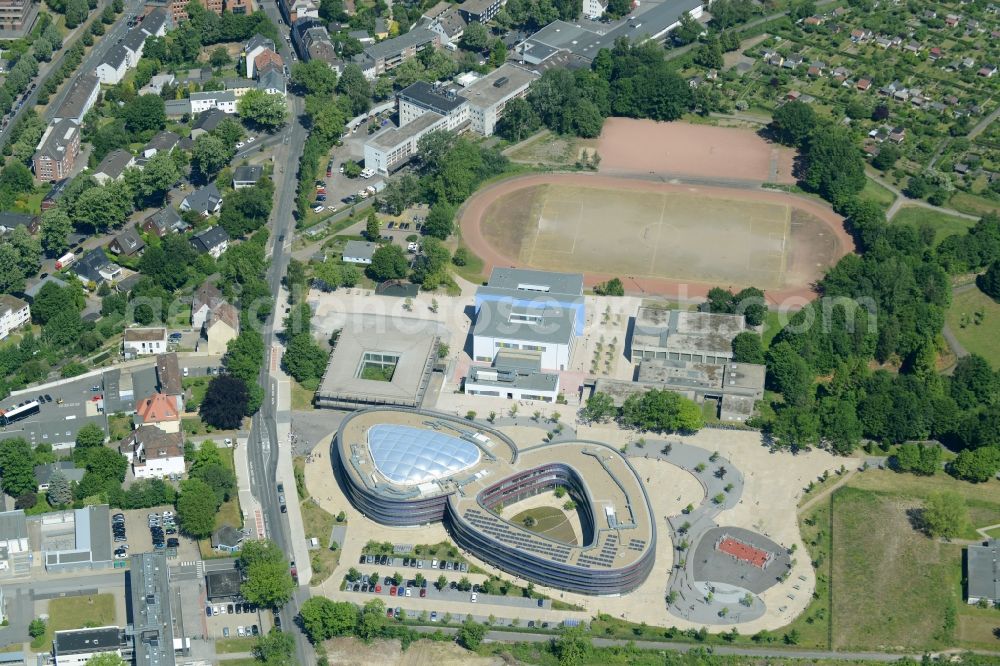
583;389;704;434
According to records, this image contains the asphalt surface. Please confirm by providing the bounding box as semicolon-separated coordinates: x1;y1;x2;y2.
244;1;314;663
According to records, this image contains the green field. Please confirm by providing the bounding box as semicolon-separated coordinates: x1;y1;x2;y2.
32;594;117;650
945;286;1000;367
796;470;1000;651
510;506;578;545
859;178;896;210
893;206;975;243
949;191;1000;218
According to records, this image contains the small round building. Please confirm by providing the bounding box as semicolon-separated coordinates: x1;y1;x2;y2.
336;408;656;596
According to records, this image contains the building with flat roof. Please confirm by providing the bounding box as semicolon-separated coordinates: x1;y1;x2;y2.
457;0;503;22
33;119;79;182
459;64;538;135
342;240;378;264
205;568;243;599
472;268;585;370
315;315;441;410
363;110;449;175
397;81;467;128
337;408;656;594
357;27;439;79
127;551;181;666
37;505;113;572
0;510;30;576
0;0;38;37
630;308;745;364
967;540;1000;605
52;627;125;666
464;351;560;402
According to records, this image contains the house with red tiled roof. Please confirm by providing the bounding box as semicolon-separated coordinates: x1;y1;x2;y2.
134;392;180;433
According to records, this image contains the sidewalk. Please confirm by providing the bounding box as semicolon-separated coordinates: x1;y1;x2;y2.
234;434;265;540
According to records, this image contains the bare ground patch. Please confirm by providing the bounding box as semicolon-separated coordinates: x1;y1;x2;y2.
323;637;504;666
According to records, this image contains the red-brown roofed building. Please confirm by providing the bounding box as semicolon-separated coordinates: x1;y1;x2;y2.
135;393;180;433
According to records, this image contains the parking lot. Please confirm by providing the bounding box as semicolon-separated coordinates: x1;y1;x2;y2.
205;600;267;640
113;507;200;562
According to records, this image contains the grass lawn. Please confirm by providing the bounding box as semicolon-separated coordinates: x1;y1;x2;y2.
945;286;1000;367
182;377;210;411
215;637;256;653
860;177;896;210
182;416;219;436
949;191;1000;218
762;310;784;348
107;413;132;441
301;499;342;585
510;506;577;545
984;526;1000;538
892;206;974;243
199;447;242;557
32;594;116;650
290;380;315;410
449;241;486;285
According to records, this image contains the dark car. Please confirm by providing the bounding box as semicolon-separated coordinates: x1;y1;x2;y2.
359;556;366;565
243;603;251;613
227;604;234;614
274;614;282;629
251;625;259;636
403;557;410;566
537;598;544;607
44;394;52;402
167;538;179;547
206;606;213;617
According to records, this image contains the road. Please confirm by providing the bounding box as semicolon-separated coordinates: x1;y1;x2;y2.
244;1;314;663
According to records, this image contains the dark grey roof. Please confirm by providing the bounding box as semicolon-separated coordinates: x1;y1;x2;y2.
34;461;85;485
246;33;275;53
95;148;134;178
398;81;466;115
128;551;176;666
233;165;263;184
467;353;559;392
258;68;285;93
53;627;124;655
143;130;180;153
0;509;27;540
140;7;169;36
145;206;185;234
35;118;78;161
484;267;583;296
343;240;377;261
165;99;192;116
968;540;1000;601
123;26;147;53
54;74;99;121
190;225;229;253
206;568;243;599
183;184;223;214
73;248;113;282
473;298;575;345
111;226;145;254
100;44;129;69
364;27;436;61
212;525;244;548
0;211;34;231
193;107;227;132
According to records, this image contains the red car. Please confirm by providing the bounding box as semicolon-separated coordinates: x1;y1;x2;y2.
375;585;382;593
386;607;394;618
389;586;397;596
289;561;298;582
419;589;426;598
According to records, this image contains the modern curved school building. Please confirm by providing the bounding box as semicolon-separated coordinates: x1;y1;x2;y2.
335;408;656;595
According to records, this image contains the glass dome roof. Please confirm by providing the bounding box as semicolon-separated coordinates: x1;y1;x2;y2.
368;424;481;485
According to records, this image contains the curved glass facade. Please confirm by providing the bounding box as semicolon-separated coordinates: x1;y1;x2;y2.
368;424;481;485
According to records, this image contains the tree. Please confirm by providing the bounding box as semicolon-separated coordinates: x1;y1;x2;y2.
978;261;1000;302
47;468;73;506
871;144;900;171
770;101;815;148
949;446;1000;483
457;619;487;649
805;126;866;207
367;244;408;281
200;374;250;428
335;64;371;116
732;331;765;364
75;422;106;450
356;598;387;640
554;626;592;665
176;478;218;538
298;597;357;642
365;209;379;241
240;539;296;608
291;60;339;96
461;22;490;50
495;97;540;142
190;461;236;505
191;134;229;181
40;207;73;256
423;202;455;240
582;391;616;423
209;46;231;68
0;438;36;498
950;354;998;409
253;628;295;665
594;278;624;296
922;491;968;538
672;11;702;45
694;40;724;69
28;618;45;638
238;90;287;130
121;94;166;135
137;152;180;205
282;333;328;383
620;390;704;433
766;342;814;406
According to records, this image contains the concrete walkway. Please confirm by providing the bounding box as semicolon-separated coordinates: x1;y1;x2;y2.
867;168;979;222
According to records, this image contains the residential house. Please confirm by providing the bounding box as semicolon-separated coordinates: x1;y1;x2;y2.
224;77;256;97
141;131;180;159
856;78;872;91
929;46;943;60
52;74;99;124
123;327;168;357
41;178;69;211
212;525;245;552
978;65;997;77
73;249;122;285
133;392;180;433
139;7;171;37
180;184;223;217
457;0;502;23
120;426;184;479
782;53;804;68
34;462;84;493
425;5;467;44
277;0;318;22
190;108;228;138
96;45;129;84
155;352;183;407
356;27;439;79
139;73;176;96
122;27;148;67
189;226;230;259
32;119;79;182
0;211;36;234
232;165;263;188
889;126;906;143
253;48;283;78
142;207;188;237
93;149;135;184
204;301;239;354
342;240;377;264
192;282;224;329
0;294;29;340
107;226;145;258
257;67;286;96
189;90;238;114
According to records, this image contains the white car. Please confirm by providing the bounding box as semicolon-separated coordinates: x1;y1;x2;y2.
313;205;324;213
326;205;336;211
236;141;245;149
237;626;245;637
218;605;227;614
405;588;411;597
470;593;478;603
247;136;256;143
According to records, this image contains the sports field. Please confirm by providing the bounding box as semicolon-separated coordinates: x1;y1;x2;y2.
468;174;848;294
